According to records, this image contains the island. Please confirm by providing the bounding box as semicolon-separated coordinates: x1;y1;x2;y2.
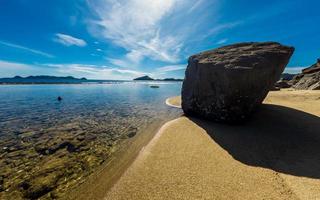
133;75;154;81
0;76;88;84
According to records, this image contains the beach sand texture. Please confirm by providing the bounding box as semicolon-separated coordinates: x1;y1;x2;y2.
105;90;320;200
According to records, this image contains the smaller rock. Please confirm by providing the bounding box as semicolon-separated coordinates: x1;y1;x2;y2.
290;59;320;90
127;127;137;138
302;59;320;74
275;80;291;88
270;86;280;91
57;96;62;101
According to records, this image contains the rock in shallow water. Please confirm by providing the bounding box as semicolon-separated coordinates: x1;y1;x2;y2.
182;42;294;123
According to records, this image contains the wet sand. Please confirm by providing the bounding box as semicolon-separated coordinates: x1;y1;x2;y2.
105;90;320;200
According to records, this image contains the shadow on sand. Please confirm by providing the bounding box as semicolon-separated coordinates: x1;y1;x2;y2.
190;104;320;179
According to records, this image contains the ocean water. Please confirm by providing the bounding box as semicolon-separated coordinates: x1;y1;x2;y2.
0;82;182;199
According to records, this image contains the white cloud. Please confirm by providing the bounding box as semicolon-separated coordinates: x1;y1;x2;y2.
106;50;144;68
88;0;182;63
157;64;186;72
96;48;102;52
284;67;305;74
108;58;131;68
0;41;54;58
54;33;87;47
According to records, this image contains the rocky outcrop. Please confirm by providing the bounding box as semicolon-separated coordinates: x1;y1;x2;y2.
182;42;294;123
290;59;320;90
302;59;320;74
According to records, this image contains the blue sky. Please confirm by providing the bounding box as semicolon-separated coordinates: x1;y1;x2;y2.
0;0;319;80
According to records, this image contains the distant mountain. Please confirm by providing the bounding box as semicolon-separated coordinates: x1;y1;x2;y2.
133;76;154;81
133;76;183;81
0;75;88;84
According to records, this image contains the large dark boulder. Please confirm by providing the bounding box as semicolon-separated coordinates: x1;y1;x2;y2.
182;42;294;123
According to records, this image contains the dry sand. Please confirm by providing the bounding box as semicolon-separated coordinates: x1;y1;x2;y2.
105;90;320;200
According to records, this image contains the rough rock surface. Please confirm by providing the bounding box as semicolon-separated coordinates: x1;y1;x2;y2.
182;42;294;123
290;59;320;90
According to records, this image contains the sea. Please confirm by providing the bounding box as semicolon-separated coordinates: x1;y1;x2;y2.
0;81;182;199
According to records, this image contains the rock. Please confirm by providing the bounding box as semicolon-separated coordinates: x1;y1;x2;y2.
182;42;294;123
0;176;4;192
280;73;296;81
21;172;62;199
290;59;320;90
302;59;320;74
288;73;304;86
275;80;291;89
292;71;320;90
126;127;137;138
150;85;160;88
270;86;281;91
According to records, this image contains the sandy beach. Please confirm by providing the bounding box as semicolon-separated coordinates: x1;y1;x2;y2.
104;90;320;200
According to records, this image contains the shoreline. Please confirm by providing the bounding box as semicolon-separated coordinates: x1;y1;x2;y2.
104;90;320;199
165;96;181;108
66;116;180;200
68;97;183;199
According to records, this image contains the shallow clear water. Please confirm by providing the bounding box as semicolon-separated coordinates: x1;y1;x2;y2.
0;82;182;133
0;82;182;199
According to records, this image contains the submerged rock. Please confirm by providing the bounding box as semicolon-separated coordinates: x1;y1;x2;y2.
182;42;294;123
150;85;160;88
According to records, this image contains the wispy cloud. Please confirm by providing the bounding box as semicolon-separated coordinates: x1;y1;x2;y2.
0;60;33;70
0;59;148;80
215;38;228;45
54;33;87;47
0;60;54;77
0;41;54;58
157;64;186;72
188;0;204;13
202;22;242;40
46;63;148;79
88;0;182;64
